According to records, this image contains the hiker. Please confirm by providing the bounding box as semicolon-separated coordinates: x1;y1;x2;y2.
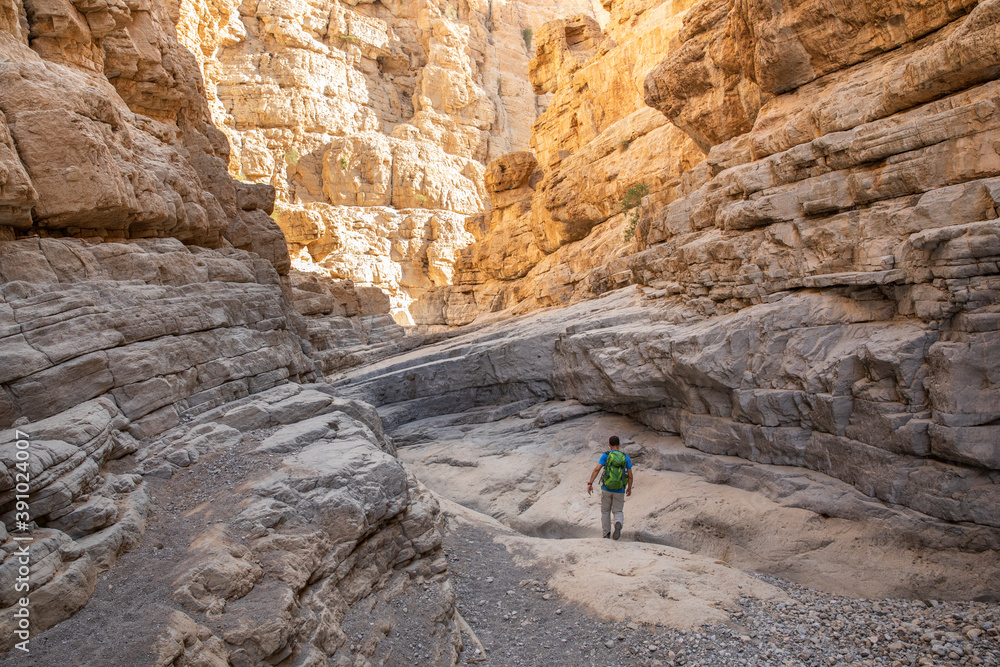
587;436;633;540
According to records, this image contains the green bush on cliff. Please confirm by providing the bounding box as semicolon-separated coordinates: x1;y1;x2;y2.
621;183;648;242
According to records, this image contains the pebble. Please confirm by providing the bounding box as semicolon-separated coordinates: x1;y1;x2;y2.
447;522;1000;667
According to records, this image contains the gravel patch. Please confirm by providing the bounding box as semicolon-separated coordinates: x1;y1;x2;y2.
444;513;1000;667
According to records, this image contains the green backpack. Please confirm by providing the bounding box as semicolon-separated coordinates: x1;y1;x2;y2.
602;450;628;490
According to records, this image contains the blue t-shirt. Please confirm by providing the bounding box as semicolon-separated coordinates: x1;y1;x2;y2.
598;451;632;493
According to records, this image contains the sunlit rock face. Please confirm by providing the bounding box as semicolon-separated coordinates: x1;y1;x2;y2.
412;0;706;323
173;0;606;323
398;0;1000;536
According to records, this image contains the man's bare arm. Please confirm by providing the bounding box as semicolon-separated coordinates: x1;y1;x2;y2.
589;465;603;484
587;465;603;495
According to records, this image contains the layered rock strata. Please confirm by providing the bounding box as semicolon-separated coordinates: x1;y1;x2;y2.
424;0;1000;317
1;0;998;658
145;384;457;667
415;0;707;321
0;384;458;663
0;238;314;432
0;0;289;269
0;236;314;654
0;1;461;659
173;0;606;322
288;269;412;375
398;0;1000;546
334;288;1000;598
0;398;147;654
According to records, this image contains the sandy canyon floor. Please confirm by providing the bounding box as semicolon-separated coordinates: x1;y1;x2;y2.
396;403;1000;666
440;501;1000;667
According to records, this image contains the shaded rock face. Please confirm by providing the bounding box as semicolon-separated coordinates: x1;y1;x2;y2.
0;239;326;652
0;238;314;432
172;0;606;322
0;237;451;659
289;269;414;376
0;398;148;653
142;384;457;667
0;0;289;269
0;384;458;663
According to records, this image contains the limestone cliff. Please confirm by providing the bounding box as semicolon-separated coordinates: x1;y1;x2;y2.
400;0;1000;550
0;1;457;661
173;0;607;323
0;0;289;270
416;0;707;322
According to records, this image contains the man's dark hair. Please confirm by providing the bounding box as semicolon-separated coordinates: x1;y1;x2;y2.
609;436;620;448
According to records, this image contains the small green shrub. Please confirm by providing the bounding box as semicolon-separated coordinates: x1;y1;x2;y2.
415;193;428;205
339;155;348;170
496;76;502;96
445;5;457;19
620;138;631;151
522;27;533;52
284;148;299;166
621;183;648;212
620;183;649;242
339;34;358;43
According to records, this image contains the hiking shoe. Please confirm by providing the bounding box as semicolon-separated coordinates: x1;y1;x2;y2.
603;532;611;539
613;522;622;540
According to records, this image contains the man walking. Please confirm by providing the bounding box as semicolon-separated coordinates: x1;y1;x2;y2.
587;436;633;540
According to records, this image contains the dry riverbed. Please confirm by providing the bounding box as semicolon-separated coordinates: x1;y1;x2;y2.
441;498;1000;667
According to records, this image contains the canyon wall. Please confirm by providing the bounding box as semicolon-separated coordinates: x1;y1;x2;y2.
0;0;289;267
381;0;1000;533
0;1;456;660
1;0;998;659
0;0;318;439
173;0;608;323
415;0;708;322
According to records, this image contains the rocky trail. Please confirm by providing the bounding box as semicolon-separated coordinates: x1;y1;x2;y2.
440;499;1000;667
8;386;996;667
0;431;276;667
0;385;461;666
